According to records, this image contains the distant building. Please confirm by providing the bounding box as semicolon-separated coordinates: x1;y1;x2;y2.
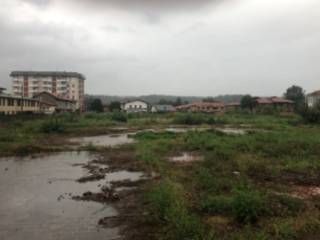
255;97;294;112
10;71;85;111
307;90;320;108
151;105;176;113
103;104;111;113
176;102;225;114
121;100;149;113
34;92;76;114
225;102;241;111
0;87;40;115
0;87;5;94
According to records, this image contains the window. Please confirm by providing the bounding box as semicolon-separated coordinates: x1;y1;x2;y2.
8;99;14;106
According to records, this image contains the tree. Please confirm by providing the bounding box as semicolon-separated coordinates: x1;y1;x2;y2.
109;101;121;112
284;85;305;110
174;97;183;106
89;99;103;112
240;95;256;112
202;97;216;103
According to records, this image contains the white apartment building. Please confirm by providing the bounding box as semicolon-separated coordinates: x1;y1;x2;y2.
307;90;320;108
11;71;85;111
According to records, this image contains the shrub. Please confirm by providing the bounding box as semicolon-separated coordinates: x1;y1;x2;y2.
201;195;233;214
231;186;268;224
111;112;127;122
148;179;204;240
173;113;204;125
299;106;320;124
271;194;305;216
40;118;65;133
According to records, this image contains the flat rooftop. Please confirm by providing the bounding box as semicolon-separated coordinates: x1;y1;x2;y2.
10;71;85;80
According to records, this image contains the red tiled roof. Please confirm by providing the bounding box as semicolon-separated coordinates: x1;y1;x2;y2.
256;97;294;104
270;97;294;104
34;91;75;103
256;98;273;104
308;90;320;96
40;100;57;106
176;101;225;109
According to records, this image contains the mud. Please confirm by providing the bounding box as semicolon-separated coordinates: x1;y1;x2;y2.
289;186;320;199
73;186;120;203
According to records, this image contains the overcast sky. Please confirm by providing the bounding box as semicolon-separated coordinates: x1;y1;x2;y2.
0;0;319;96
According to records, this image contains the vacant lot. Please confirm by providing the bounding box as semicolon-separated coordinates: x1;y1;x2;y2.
1;112;320;239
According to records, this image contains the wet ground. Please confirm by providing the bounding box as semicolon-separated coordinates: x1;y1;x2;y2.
0;128;249;240
69;133;135;147
0;152;132;240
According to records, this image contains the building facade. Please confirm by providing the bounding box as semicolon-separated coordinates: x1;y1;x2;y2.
307;90;320;108
176;102;225;114
34;92;76;114
122;100;149;113
11;71;85;111
255;97;294;112
0;92;40;115
151;105;176;113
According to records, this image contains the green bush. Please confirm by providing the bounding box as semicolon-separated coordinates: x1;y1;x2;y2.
173;113;216;125
40;118;65;133
231;186;268;224
201;195;233;214
111;112;127;122
148;179;204;240
299;106;320;124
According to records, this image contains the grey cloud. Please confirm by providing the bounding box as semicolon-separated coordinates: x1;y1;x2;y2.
23;0;225;11
1;0;320;96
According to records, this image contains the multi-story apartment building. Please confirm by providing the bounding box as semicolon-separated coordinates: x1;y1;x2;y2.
10;71;85;111
307;90;320;108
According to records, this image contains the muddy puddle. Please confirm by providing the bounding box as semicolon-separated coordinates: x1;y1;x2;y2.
169;152;204;163
69;133;135;147
0;152;122;240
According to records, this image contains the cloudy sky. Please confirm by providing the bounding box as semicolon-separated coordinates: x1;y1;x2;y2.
0;0;319;96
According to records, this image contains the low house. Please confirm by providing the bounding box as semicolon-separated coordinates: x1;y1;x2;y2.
121;100;149;113
151;105;176;113
176;102;225;114
103;104;111;113
225;102;241;111
34;92;76;114
307;90;320;108
255;97;294;112
0;90;40;115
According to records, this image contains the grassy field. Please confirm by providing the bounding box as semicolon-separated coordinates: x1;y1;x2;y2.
132;113;320;240
1;112;320;239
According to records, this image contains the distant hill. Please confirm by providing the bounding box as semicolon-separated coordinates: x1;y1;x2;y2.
85;94;244;105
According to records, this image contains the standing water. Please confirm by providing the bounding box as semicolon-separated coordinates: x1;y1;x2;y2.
69;133;135;147
0;152;120;240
